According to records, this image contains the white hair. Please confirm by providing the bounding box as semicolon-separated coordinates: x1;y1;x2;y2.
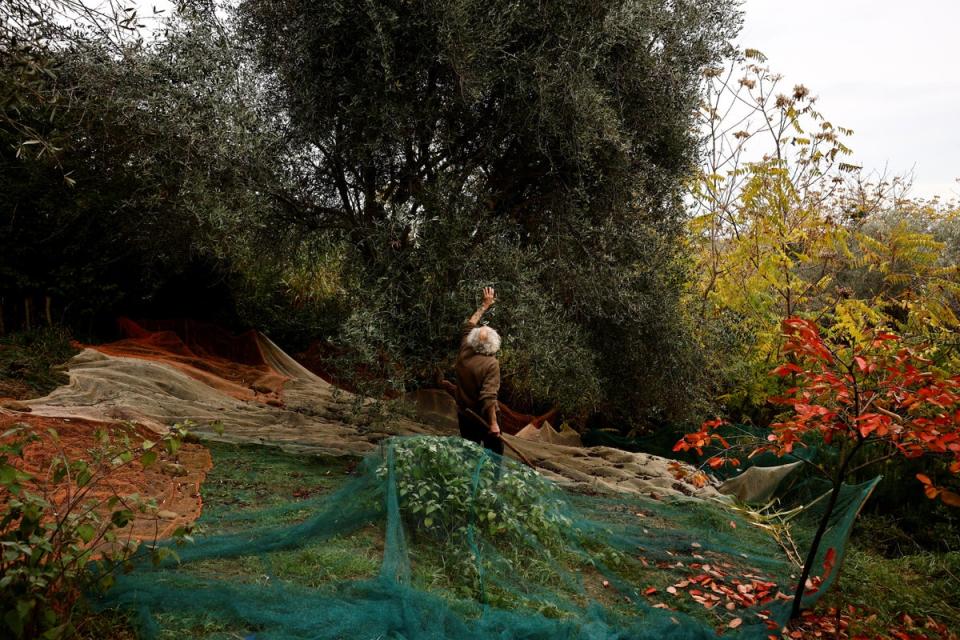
467;326;501;355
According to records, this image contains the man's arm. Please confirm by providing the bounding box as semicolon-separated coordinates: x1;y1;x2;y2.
467;286;496;326
487;403;500;436
480;360;501;435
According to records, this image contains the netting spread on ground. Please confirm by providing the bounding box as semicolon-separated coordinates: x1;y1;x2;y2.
0;413;212;540
94;436;878;640
2;320;877;636
15;320;726;500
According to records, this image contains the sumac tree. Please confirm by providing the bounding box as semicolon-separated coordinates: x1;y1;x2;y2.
676;316;960;620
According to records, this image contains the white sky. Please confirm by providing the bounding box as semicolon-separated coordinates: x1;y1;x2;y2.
737;0;960;201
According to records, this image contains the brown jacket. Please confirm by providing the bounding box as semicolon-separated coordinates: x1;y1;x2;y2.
454;321;500;416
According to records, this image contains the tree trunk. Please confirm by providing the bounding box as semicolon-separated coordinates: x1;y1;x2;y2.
790;480;841;619
45;296;52;327
0;301;5;336
24;297;32;331
791;436;864;620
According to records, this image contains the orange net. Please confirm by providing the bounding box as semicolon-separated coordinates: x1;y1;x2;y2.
0;413;212;541
90;318;287;406
499;403;558;435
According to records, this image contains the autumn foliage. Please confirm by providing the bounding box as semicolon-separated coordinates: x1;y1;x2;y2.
676;316;960;619
679;317;960;505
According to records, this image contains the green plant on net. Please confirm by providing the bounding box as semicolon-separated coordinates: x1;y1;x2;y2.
0;422;190;639
379;437;574;547
376;437;588;605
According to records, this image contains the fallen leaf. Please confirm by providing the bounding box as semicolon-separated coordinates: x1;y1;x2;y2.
822;547;836;577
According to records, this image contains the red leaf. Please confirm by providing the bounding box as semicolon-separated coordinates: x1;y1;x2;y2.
940;490;960;508
772;363;803;377
822;547;836;577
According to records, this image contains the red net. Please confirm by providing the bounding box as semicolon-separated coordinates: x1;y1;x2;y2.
90;318;287;406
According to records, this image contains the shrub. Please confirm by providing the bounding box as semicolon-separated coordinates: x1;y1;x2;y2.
0;327;78;399
379;437;573;548
0;422;190;639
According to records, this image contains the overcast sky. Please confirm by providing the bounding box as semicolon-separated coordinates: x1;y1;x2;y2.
737;0;960;201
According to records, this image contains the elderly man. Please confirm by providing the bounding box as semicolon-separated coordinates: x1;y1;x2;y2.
453;286;504;456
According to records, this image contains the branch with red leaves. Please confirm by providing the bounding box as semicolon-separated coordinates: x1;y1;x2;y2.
675;316;960;621
678;317;960;507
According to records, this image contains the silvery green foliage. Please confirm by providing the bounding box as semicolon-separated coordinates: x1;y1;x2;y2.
235;0;741;426
377;437;573;547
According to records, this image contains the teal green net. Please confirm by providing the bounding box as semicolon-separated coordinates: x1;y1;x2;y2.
93;436;878;639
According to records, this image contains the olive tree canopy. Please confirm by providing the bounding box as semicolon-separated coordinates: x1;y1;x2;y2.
238;0;741;425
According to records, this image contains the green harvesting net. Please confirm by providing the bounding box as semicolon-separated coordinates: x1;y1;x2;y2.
93;436;878;639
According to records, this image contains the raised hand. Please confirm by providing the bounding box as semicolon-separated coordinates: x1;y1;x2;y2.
468;286;497;325
481;286;496;308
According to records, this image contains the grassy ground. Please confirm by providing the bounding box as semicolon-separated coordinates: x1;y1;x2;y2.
822;547;960;635
806;510;960;636
87;441;761;637
79;439;960;639
79;442;370;639
0;327;77;399
193;442;359;526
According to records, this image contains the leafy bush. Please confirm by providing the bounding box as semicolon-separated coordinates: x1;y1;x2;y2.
379;437;573;548
0;422;191;639
678;317;960;620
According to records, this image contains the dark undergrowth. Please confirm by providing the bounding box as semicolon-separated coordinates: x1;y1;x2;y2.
0;327;78;399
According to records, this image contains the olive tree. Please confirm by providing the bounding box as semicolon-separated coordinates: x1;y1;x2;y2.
238;0;742;426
